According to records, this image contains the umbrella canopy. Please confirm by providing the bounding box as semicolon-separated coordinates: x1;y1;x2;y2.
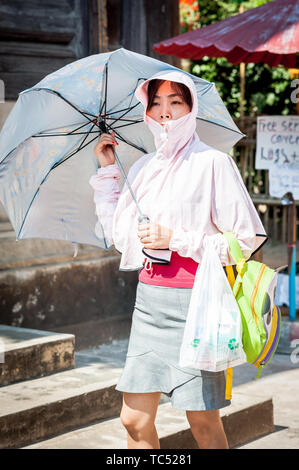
0;48;244;249
154;0;299;68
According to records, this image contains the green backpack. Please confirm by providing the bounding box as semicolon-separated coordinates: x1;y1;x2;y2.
223;231;281;379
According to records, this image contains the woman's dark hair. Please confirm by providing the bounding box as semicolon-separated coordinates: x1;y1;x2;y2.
146;79;193;112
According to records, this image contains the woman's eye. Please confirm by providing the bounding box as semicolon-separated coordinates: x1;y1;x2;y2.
151;101;183;106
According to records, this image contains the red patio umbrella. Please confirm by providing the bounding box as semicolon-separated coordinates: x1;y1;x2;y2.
154;0;299;68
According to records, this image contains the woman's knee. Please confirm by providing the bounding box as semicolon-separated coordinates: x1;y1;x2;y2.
120;392;160;435
120;408;154;435
186;409;228;449
186;409;222;434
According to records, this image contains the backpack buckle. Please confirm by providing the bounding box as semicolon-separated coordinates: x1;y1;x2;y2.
236;258;246;276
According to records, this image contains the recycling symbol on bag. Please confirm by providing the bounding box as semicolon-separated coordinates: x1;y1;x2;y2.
190;339;200;348
228;338;239;350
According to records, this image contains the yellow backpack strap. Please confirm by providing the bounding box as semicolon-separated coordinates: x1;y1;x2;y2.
225;265;235;401
225;368;233;400
225;265;235;289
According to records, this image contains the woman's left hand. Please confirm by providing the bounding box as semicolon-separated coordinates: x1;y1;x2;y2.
137;221;173;249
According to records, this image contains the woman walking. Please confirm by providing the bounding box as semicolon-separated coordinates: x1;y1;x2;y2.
89;70;267;449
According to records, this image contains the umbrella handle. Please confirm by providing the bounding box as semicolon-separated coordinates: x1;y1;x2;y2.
138;215;150;224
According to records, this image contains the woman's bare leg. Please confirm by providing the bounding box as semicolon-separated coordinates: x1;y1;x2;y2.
186;409;229;449
120;392;161;449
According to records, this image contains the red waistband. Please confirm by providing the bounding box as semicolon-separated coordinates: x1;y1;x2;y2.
138;251;199;288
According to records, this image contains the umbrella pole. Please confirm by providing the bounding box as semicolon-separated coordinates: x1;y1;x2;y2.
113;149;149;224
98;120;149;223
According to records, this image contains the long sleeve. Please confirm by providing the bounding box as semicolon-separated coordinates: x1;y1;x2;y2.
169;153;266;265
89;163;121;248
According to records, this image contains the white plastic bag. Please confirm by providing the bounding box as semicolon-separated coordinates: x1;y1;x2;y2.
179;237;246;372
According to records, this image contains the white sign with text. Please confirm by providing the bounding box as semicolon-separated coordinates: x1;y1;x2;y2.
255;116;299;170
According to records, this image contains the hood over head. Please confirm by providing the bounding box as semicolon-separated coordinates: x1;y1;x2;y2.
134;70;199;160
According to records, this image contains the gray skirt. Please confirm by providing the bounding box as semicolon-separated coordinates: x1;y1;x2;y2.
115;280;231;411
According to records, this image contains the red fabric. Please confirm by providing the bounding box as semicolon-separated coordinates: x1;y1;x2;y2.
138;251;199;288
154;0;299;68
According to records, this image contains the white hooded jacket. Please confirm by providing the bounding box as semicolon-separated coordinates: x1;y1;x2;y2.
89;69;267;271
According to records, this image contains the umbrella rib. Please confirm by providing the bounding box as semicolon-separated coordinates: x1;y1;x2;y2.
103;77;146;116
98;75;145;130
109;117;144;123
33;130;100;137
97;76;145;132
98;63;107;117
127;78;144;109
106;103;142;130
196;116;245;137
103;63;108;127
65;120;96;135
105;102;141;118
75;122;97;153
111;121;144;130
0;90;100;166
104;120;147;153
32;120;98;138
22;87;99;127
106;77;145;124
98;101;142;126
51;123;98;169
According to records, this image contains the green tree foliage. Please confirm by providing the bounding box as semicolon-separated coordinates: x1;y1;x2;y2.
181;0;296;117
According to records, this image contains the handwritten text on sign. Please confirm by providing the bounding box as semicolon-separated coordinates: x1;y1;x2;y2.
269;166;299;199
255;116;299;170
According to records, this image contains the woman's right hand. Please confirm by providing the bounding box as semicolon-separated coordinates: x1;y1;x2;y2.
94;131;118;167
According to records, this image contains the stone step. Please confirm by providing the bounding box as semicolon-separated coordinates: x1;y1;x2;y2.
0;246;115;271
0;220;13;233
0;325;75;386
0;208;119;271
0;220;15;240
0;201;9;222
21;393;273;449
0;256;137;349
0;234;107;270
0;358;124;449
0;231;15;239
